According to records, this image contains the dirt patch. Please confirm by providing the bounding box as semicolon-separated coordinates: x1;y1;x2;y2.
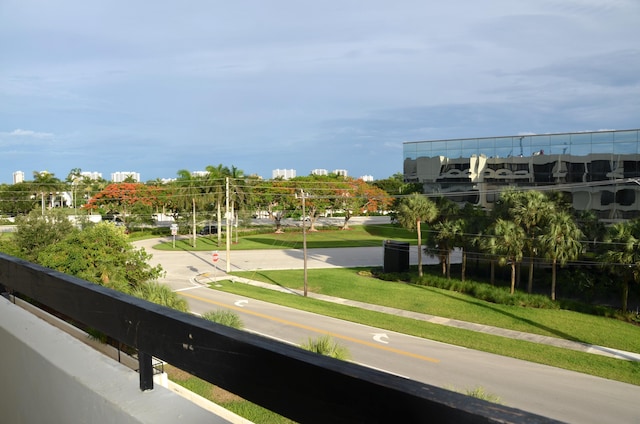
165;364;243;403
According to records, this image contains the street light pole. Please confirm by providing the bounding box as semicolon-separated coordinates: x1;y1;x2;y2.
301;189;308;297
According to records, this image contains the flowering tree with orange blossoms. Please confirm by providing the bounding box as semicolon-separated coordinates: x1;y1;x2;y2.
82;183;161;224
332;178;392;230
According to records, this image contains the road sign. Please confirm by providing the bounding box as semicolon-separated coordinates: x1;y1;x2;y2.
170;223;178;236
212;251;219;263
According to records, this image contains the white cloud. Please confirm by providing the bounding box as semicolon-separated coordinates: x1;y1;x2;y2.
5;129;54;138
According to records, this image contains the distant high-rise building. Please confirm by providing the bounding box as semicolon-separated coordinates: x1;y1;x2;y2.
360;175;374;182
111;171;140;182
332;169;348;177
272;169;296;180
191;171;209;178
311;169;328;176
80;171;102;180
12;171;24;184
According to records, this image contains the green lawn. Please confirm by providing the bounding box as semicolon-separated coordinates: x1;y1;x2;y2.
152;224;421;250
232;268;640;351
219;268;640;386
147;226;640;385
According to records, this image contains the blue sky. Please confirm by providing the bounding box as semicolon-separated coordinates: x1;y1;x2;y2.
1;0;639;183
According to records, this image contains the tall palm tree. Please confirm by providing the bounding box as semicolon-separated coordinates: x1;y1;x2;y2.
31;170;63;211
538;211;584;300
433;219;463;279
175;169;204;247
459;203;489;282
205;164;230;245
503;189;554;293
396;193;438;277
600;221;640;313
488;219;526;295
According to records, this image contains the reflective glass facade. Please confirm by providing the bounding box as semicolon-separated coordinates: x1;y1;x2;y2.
403;129;640;220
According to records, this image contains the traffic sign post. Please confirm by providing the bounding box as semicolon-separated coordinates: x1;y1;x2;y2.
170;224;178;248
212;251;219;282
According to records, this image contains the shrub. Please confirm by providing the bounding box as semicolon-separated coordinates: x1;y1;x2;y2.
464;386;503;404
300;335;351;360
202;310;244;329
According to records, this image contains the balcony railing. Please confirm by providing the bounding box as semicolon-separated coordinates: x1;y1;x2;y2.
0;253;559;423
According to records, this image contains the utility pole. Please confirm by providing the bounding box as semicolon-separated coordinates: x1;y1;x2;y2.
225;177;231;272
300;189;308;297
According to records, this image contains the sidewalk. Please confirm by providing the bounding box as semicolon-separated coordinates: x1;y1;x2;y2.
196;272;640;362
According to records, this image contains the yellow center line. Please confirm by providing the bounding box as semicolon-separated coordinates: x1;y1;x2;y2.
181;292;440;364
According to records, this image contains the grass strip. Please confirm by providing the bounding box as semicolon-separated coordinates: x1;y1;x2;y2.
210;279;640;386
231;268;640;353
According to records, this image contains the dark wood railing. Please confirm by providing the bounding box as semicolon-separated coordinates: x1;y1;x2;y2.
0;253;559;423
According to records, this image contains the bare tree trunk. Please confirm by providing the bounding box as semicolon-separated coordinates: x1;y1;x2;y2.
192;198;196;248
490;260;495;285
341;211;352;230
527;254;535;294
446;252;451;279
551;258;557;300
510;262;516;295
417;220;423;277
217;201;222;246
461;249;467;282
622;276;629;314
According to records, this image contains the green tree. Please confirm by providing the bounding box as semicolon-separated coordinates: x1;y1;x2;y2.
31;170;63;210
501;189;554;293
175;170;207;247
372;172;422;197
600;220;640;313
396;193;438;277
130;282;188;312
13;209;75;262
538;211;584;300
487;219;526;295
433;219;463;279
575;210;606;252
459;203;489;282
0;182;38;216
38;222;164;293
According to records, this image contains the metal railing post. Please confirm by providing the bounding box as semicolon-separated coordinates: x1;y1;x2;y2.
138;351;154;391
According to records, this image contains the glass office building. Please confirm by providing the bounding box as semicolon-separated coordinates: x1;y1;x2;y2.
403;129;640;220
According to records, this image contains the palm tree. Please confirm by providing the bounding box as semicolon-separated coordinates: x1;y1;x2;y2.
503;189;554;293
205;164;230;244
433;219;462;279
175;169;204;247
600;220;640;313
31;170;63;211
396;193;438;277
488;219;526;295
538;211;584;300
459;203;488;282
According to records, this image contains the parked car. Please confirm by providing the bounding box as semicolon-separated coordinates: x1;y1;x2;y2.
198;225;218;235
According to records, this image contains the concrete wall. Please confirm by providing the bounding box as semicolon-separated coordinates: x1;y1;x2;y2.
0;296;233;424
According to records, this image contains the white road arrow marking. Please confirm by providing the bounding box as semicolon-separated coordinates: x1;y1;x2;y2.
372;333;389;344
234;299;249;307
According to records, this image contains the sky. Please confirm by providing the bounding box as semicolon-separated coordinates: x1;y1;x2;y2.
1;1;639;184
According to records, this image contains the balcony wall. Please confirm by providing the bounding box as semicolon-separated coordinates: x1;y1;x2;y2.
0;296;231;424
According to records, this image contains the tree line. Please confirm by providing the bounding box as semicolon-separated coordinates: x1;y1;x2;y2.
396;189;639;314
2;166;638;314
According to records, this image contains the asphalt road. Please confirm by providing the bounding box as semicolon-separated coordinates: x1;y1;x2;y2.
136;239;640;423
